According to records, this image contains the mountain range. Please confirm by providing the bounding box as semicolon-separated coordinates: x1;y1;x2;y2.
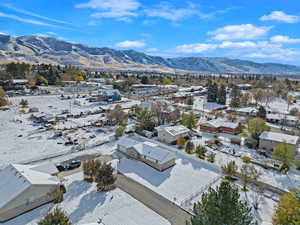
0;34;300;75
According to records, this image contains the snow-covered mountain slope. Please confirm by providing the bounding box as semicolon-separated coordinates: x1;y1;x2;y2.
1;34;300;74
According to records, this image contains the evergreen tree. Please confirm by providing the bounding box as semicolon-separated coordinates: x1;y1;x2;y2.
19;99;29;108
207;81;218;103
190;182;255;225
256;106;266;119
96;163;116;191
181;112;197;129
217;84;226;105
185;141;195;154
38;207;72;225
230;85;241;108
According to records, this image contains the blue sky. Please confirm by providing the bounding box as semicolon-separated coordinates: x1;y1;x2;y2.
0;0;300;64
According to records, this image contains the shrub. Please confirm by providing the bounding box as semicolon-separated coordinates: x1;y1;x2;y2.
242;156;252;164
207;153;216;163
20;99;29;108
53;187;65;204
176;136;186;149
38;207;72;225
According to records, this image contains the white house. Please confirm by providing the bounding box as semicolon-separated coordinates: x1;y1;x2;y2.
117;135;176;171
259;131;299;152
157;125;190;144
0;163;60;222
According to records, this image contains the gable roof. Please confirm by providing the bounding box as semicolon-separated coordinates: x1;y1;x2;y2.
259;131;299;145
118;136;176;164
0;164;60;208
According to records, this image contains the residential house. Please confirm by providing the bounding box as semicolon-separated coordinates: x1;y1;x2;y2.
199;119;241;135
96;89;121;102
237;83;252;90
0;163;60;222
117;135;176;171
259;131;299;152
227;107;257;117
157;125;190;144
266;113;300;127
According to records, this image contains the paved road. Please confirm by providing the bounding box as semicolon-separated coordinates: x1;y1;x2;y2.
116;173;192;225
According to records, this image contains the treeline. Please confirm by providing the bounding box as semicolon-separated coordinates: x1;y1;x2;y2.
0;62;90;85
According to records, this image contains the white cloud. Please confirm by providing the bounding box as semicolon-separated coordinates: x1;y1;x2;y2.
76;0;140;21
0;12;63;28
144;2;199;21
218;41;257;48
4;4;73;25
270;35;300;44
260;11;299;23
175;43;217;53
115;40;146;48
0;32;7;35
45;31;57;36
174;40;299;61
208;24;273;41
144;2;235;22
146;48;158;52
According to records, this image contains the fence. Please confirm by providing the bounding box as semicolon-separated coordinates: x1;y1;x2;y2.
180;175;222;213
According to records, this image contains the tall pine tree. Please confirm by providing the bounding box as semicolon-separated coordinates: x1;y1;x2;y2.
190;181;255;225
257;106;266;119
217;84;226;105
207;81;218;103
230;85;241;108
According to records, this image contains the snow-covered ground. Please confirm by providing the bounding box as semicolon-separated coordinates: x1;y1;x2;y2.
2;173;170;225
0;95;125;169
0;104;68;169
191;132;300;191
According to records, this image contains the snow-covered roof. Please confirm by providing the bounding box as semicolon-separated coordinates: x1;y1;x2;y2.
98;89;120;96
237;83;252;88
118;136;176;164
134;142;175;163
267;113;298;122
200;102;226;113
0;164;59;208
234;107;257;113
160;125;190;136
201;119;239;129
259;131;299;145
11;79;28;84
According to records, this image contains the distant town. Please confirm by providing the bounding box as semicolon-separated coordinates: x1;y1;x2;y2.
0;62;299;225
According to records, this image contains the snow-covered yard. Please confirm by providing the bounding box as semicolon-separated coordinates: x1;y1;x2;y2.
118;154;221;207
2;173;170;225
0;105;67;169
0;95;117;169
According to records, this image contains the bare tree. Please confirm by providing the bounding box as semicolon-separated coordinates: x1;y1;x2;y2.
106;104;128;125
286;95;294;111
263;89;275;106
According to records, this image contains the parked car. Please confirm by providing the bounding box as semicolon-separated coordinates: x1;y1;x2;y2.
56;160;81;171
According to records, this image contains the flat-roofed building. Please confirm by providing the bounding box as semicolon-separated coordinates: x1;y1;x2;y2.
157;125;190;144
